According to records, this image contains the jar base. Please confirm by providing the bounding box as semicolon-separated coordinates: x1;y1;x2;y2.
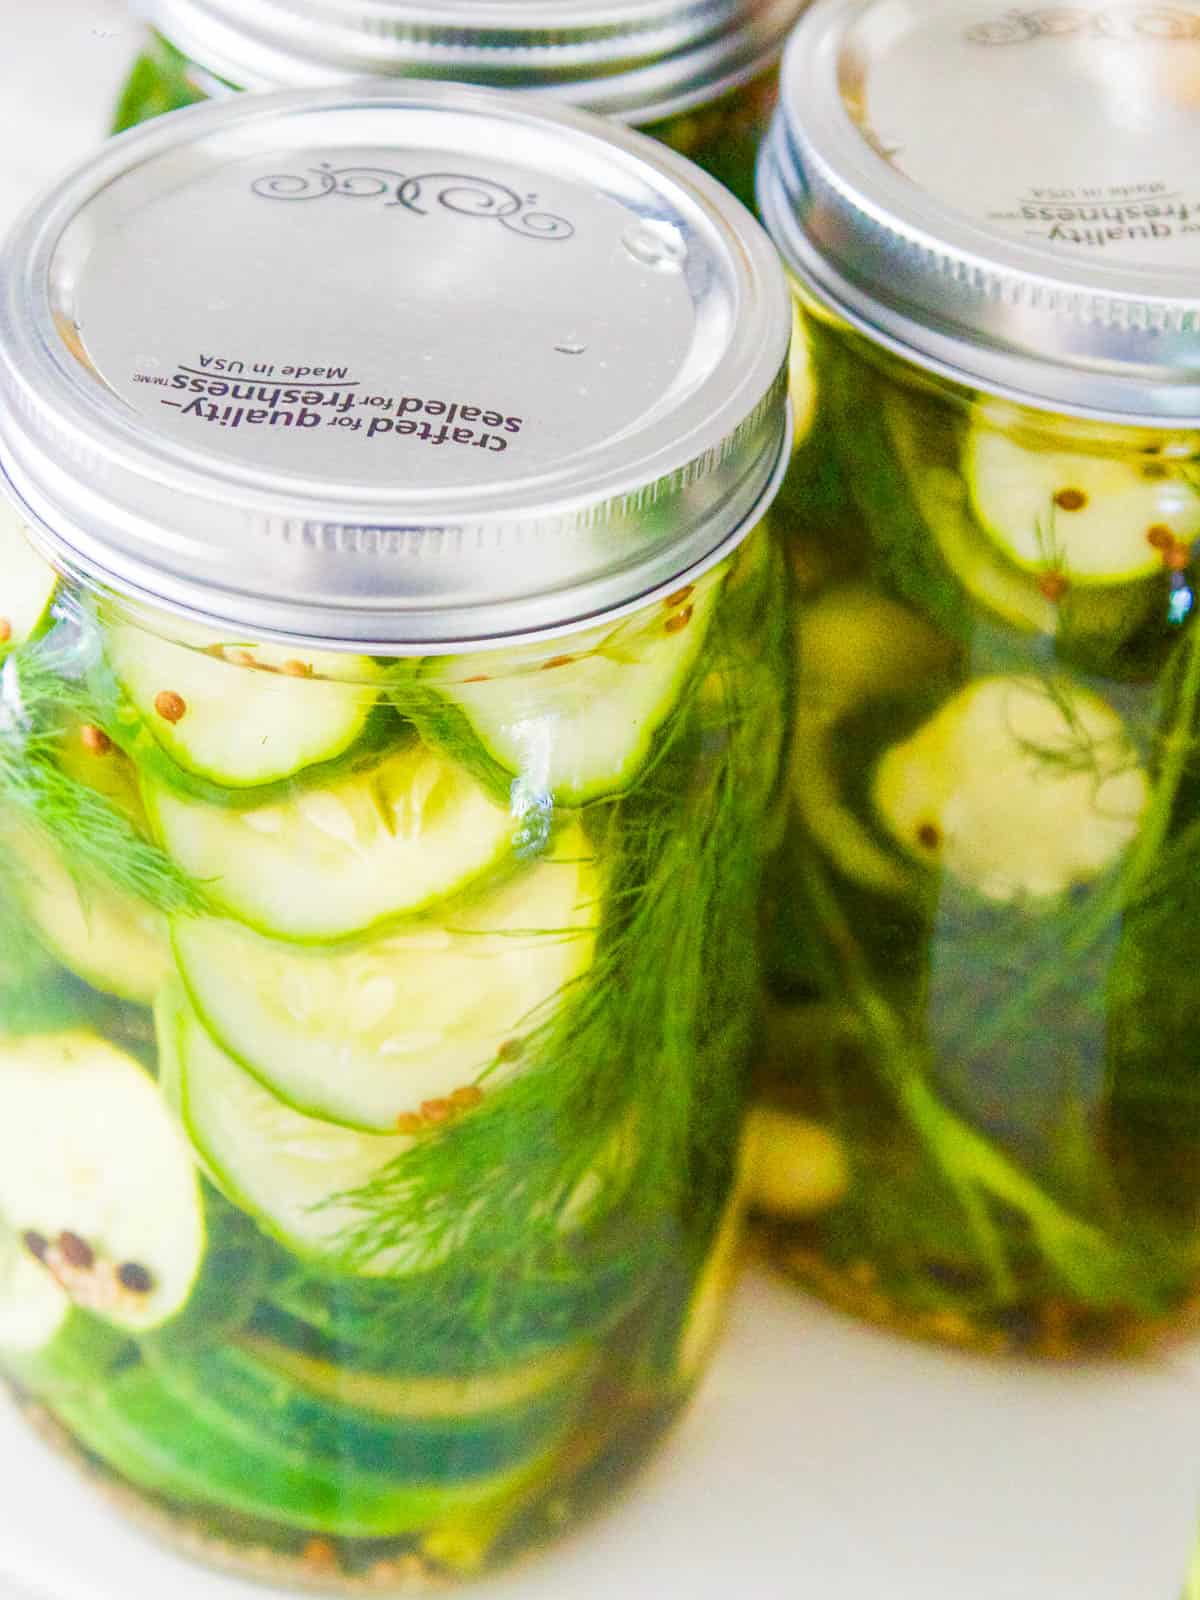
12;1382;687;1595
760;1231;1200;1363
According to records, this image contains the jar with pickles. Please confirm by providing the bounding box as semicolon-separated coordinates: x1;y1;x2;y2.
113;0;808;208
0;83;792;1587
756;0;1200;1358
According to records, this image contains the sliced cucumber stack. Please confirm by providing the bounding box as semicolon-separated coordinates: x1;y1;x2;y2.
0;1032;205;1332
413;572;719;806
966;416;1200;585
0;506;56;653
147;745;519;942
161;988;429;1273
173;826;600;1131
48;1357;561;1538
873;675;1149;903
149;1336;585;1485
104;623;380;789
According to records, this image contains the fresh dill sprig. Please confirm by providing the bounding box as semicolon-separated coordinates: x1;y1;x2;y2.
793;844;1164;1310
318;539;790;1353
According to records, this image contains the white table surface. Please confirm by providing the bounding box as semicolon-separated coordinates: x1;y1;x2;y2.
1;6;1199;1597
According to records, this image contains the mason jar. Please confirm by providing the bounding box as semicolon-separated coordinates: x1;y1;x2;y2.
0;83;791;1587
112;0;809;209
753;0;1200;1359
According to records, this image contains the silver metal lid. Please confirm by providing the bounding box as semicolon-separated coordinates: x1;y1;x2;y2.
759;0;1200;423
139;0;806;124
0;83;789;651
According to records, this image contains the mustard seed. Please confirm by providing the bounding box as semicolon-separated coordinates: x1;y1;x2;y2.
154;690;186;724
1053;487;1088;512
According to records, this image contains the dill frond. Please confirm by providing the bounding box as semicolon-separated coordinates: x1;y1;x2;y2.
318;542;791;1349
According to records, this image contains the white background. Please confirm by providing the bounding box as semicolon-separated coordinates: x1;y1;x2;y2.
0;4;1199;1597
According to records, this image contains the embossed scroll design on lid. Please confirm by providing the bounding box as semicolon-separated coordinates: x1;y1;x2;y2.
249;164;576;240
966;4;1200;44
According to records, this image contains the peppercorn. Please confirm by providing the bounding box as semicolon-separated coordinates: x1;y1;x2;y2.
117;1262;155;1295
58;1231;95;1270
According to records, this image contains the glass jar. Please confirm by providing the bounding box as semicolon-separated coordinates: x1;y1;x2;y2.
0;83;791;1587
111;0;805;209
754;0;1200;1359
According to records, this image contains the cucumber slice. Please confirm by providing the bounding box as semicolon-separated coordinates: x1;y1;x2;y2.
0;1033;204;1331
254;1230;645;1378
55;723;147;823
0;506;56;652
238;1334;591;1421
147;745;519;942
151;1339;583;1485
173;826;599;1131
873;675;1149;903
167;987;632;1280
673;1179;745;1387
413;571;719;806
0;726;169;1003
966;418;1200;585
882;391;1162;657
791;586;956;898
10;823;170;1005
104;623;379;789
165;990;427;1273
49;1359;553;1537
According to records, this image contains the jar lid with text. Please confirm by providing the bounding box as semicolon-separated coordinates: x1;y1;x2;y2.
0;83;790;649
759;0;1200;421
